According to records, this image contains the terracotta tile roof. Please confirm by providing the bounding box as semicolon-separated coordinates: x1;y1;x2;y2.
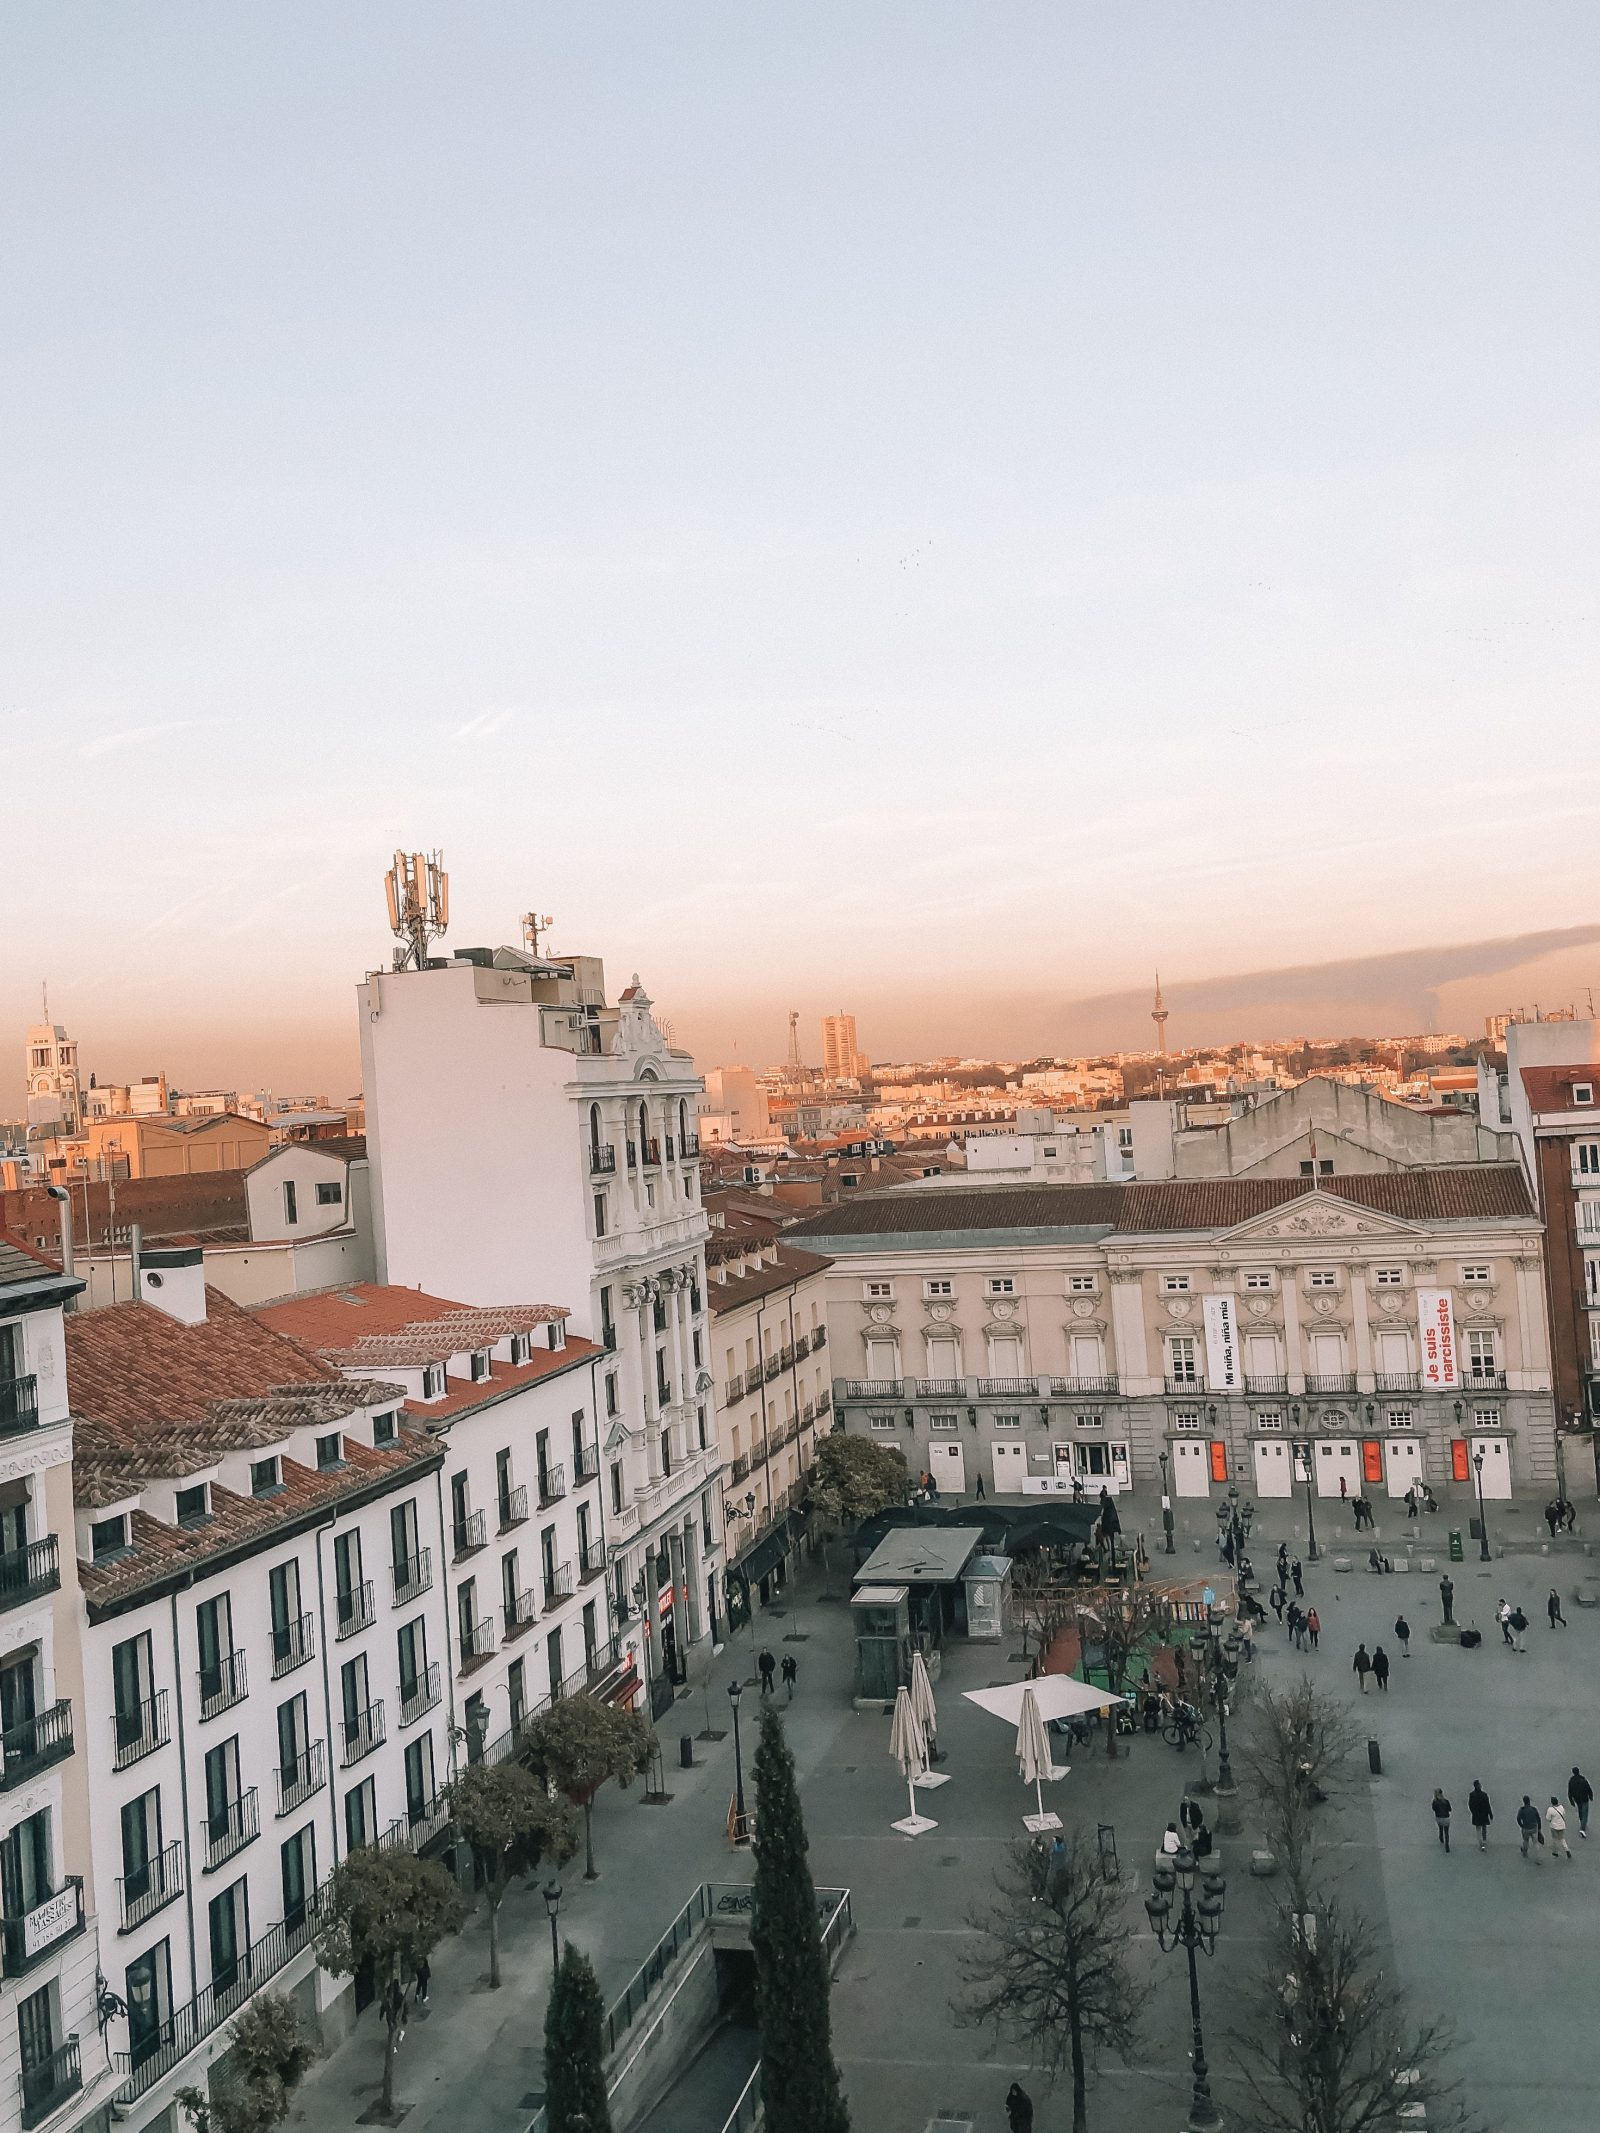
707;1243;834;1314
1520;1066;1600;1114
65;1289;347;1430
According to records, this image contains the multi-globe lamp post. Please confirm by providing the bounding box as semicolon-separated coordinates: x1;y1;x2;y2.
1145;1842;1227;2131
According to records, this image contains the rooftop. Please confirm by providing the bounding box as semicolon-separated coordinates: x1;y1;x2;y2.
706;1240;834;1313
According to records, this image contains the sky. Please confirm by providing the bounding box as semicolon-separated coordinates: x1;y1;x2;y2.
5;5;1599;1103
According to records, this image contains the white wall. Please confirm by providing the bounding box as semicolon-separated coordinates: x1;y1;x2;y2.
245;1148;358;1242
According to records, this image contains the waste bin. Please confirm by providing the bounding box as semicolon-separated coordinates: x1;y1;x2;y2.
1368;1738;1382;1776
1448;1528;1464;1561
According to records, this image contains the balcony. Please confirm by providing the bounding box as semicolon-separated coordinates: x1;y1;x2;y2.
497;1483;529;1532
271;1614;315;1678
398;1664;440;1728
340;1702;385;1767
2;1878;83;1976
640;1137;661;1167
1306;1374;1357;1395
626;1141;638;1170
759;1356;778;1384
779;1344;795;1371
579;1540;606;1583
543;1562;575;1612
0;1537;59;1615
1465;1370;1507;1391
118;1842;183;1933
1374;1371;1419;1393
392;1550;432;1606
198;1649;248;1722
724;1373;745;1404
845;1379;902;1400
683;1133;700;1157
1051;1375;1120;1396
801;1400;816;1426
111;1692;165;1773
589;1143;617;1176
204;1789;260;1871
730;1453;751;1485
459;1619;496;1672
812;1326;827;1350
816;1389;831;1416
1164;1376;1202;1396
1244;1373;1288;1395
573;1442;599;1484
0;1376;39;1440
275;1743;325;1817
21;2036;80;2130
979;1376;1037;1397
334;1580;375;1640
794;1332;811;1360
918;1377;965;1398
453;1509;487;1559
503;1590;538;1640
536;1463;567;1507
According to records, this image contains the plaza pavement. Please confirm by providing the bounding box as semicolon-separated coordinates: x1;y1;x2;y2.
288;1484;1600;2133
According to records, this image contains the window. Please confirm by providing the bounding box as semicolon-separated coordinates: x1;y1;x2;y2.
1173;1409;1202;1432
1460;1265;1491;1286
333;1531;364;1624
250;1457;281;1496
469;1350;491;1383
1374;1268;1403;1287
314;1180;342;1207
510;1333;531;1367
1576;1142;1600;1177
175;1484;210;1527
507;1659;526;1733
343;1779;376;1853
1162;1274;1191;1294
315;1434;342;1470
1255;1411;1284;1432
1299;1159;1334;1176
1465;1331;1499;1381
863;1281;893;1300
1471;1406;1501;1430
593;1193;607;1238
422;1364;445;1401
605;1373;619;1418
1074;1412;1104;1431
282;1181;298;1227
923;1280;954;1299
992;1413;1022;1431
1043;1147;1057;1158
1386;1407;1414;1429
196;1595;234;1702
1575;1084;1595;1108
868;1414;898;1433
280;1827;315;1933
1243;1272;1272;1291
372;1411;398;1448
1068;1275;1097;1293
610;1463;623;1516
91;1514;129;1562
928;1413;958;1432
1167;1336;1199;1384
404;1735;435;1824
1308;1270;1337;1290
390;1499;420;1577
986;1277;1016;1297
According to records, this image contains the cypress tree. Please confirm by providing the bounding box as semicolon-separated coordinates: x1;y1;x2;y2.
544;1945;613;2133
750;1701;851;2133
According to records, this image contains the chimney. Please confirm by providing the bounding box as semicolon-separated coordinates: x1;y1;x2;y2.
136;1246;209;1326
44;1187;75;1300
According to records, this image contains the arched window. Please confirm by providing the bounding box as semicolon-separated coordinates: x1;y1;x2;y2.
638;1100;650;1156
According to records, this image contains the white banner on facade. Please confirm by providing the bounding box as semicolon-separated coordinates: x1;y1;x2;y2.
1202;1294;1241;1391
1418;1289;1459;1389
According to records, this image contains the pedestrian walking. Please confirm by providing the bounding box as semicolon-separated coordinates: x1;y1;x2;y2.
1547;1798;1572;1858
1270;1585;1285;1622
1339;1474;1349;1503
1006;2081;1035;2133
1353;1643;1372;1693
1238;1615;1256;1663
414;1956;430;2007
1517;1794;1544;1859
1567;1766;1592;1836
1277;1541;1289;1580
1291;1557;1304;1598
1431;1787;1452;1851
1548;1588;1567;1629
1286;1601;1301;1643
1563;1499;1578;1532
1405;1486;1419;1520
758;1647;776;1694
1510;1605;1529;1652
1498;1599;1515;1648
1468;1780;1493;1849
1306;1605;1320;1650
1394;1612;1411;1658
1546;1500;1562;1539
1372;1645;1390;1691
780;1652;798;1697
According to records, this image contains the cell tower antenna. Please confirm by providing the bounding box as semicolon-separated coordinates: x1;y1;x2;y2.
1151;972;1169;1055
384;850;449;971
787;1010;802;1070
522;911;554;959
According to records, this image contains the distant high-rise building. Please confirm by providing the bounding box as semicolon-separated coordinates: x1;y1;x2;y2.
24;1008;83;1135
821;1012;867;1080
1151;974;1169;1056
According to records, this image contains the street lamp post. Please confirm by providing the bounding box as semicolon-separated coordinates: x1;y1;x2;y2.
1159;1447;1175;1555
543;1879;562;1970
1291;1410;1320;1562
1473;1445;1492;1563
728;1678;749;1843
1205;1610;1241;1798
1146;1843;1225;2131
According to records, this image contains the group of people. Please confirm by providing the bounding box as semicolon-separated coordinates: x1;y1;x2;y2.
1544;1498;1579;1536
1432;1768;1595;1857
1401;1482;1441;1517
756;1647;798;1696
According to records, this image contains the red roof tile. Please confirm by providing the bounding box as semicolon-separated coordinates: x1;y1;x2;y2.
65;1288;347;1431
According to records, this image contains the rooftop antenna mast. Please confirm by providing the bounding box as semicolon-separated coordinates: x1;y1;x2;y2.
522;910;554;959
385;849;449;971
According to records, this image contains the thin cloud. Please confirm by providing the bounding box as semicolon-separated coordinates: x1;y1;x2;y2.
78;719;207;760
452;710;516;742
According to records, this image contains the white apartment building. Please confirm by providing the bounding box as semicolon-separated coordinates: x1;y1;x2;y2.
706;1229;832;1624
64;1256;454;2132
795;1168;1555;1508
258;1285;625;1753
358;946;722;1715
0;1238;109;2133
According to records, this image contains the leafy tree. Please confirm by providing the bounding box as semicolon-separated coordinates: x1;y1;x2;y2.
959;1832;1141;2133
523;1695;655;1879
544;1944;613;2133
452;1761;579;1987
176;1992;314;2133
316;1847;464;2118
805;1433;909;1557
750;1701;850;2133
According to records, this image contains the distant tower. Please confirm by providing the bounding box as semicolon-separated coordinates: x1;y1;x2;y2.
1151;974;1169;1055
25;1002;83;1137
787;1011;802;1071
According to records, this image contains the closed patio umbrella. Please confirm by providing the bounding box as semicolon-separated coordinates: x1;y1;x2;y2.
889;1684;937;1836
1016;1683;1063;1832
909;1649;948;1787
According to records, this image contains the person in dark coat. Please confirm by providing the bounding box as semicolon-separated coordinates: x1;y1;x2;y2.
1353;1643;1373;1693
1468;1780;1493;1850
1549;1588;1568;1629
1431;1787;1452;1851
1291;1556;1304;1597
1394;1613;1411;1658
1372;1645;1391;1691
1006;2081;1035;2132
758;1648;776;1694
1568;1766;1593;1837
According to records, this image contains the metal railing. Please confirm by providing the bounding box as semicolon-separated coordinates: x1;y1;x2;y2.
1164;1375;1202;1395
341;1702;385;1766
0;1376;39;1440
460;1619;496;1668
543;1562;575;1610
589;1143;617;1175
453;1510;487;1558
763;1356;781;1383
334;1580;375;1639
917;1377;965;1397
111;1693;164;1772
579;1540;606;1581
794;1332;811;1360
498;1483;529;1530
1306;1373;1356;1394
812;1325;826;1350
1051;1374;1119;1396
276;1744;325;1816
399;1664;440;1727
1374;1371;1419;1393
2;1877;83;1976
1244;1373;1288;1395
392;1551;432;1605
640;1137;661;1166
573;1442;599;1484
21;2035;80;2128
724;1373;745;1404
198;1649;248;1721
718;2063;762;2133
779;1344;795;1370
979;1376;1036;1397
119;1841;183;1933
844;1379;902;1399
0;1536;59;1613
684;1133;700;1157
503;1590;538;1639
730;1454;750;1484
537;1463;567;1506
271;1615;315;1677
204;1789;259;1870
816;1388;830;1414
1465;1369;1507;1390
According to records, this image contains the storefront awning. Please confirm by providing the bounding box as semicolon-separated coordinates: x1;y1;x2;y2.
729;1523;792;1589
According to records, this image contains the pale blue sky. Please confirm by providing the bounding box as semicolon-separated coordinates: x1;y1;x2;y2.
5;6;1598;1096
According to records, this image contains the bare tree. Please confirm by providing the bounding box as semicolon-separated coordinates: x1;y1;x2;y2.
1230;1884;1479;2133
957;1832;1141;2133
1009;1553;1074;1668
1070;1582;1173;1758
1237;1678;1365;1874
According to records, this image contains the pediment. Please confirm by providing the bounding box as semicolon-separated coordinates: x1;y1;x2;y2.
603;1418;633;1455
1217;1193;1425;1245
